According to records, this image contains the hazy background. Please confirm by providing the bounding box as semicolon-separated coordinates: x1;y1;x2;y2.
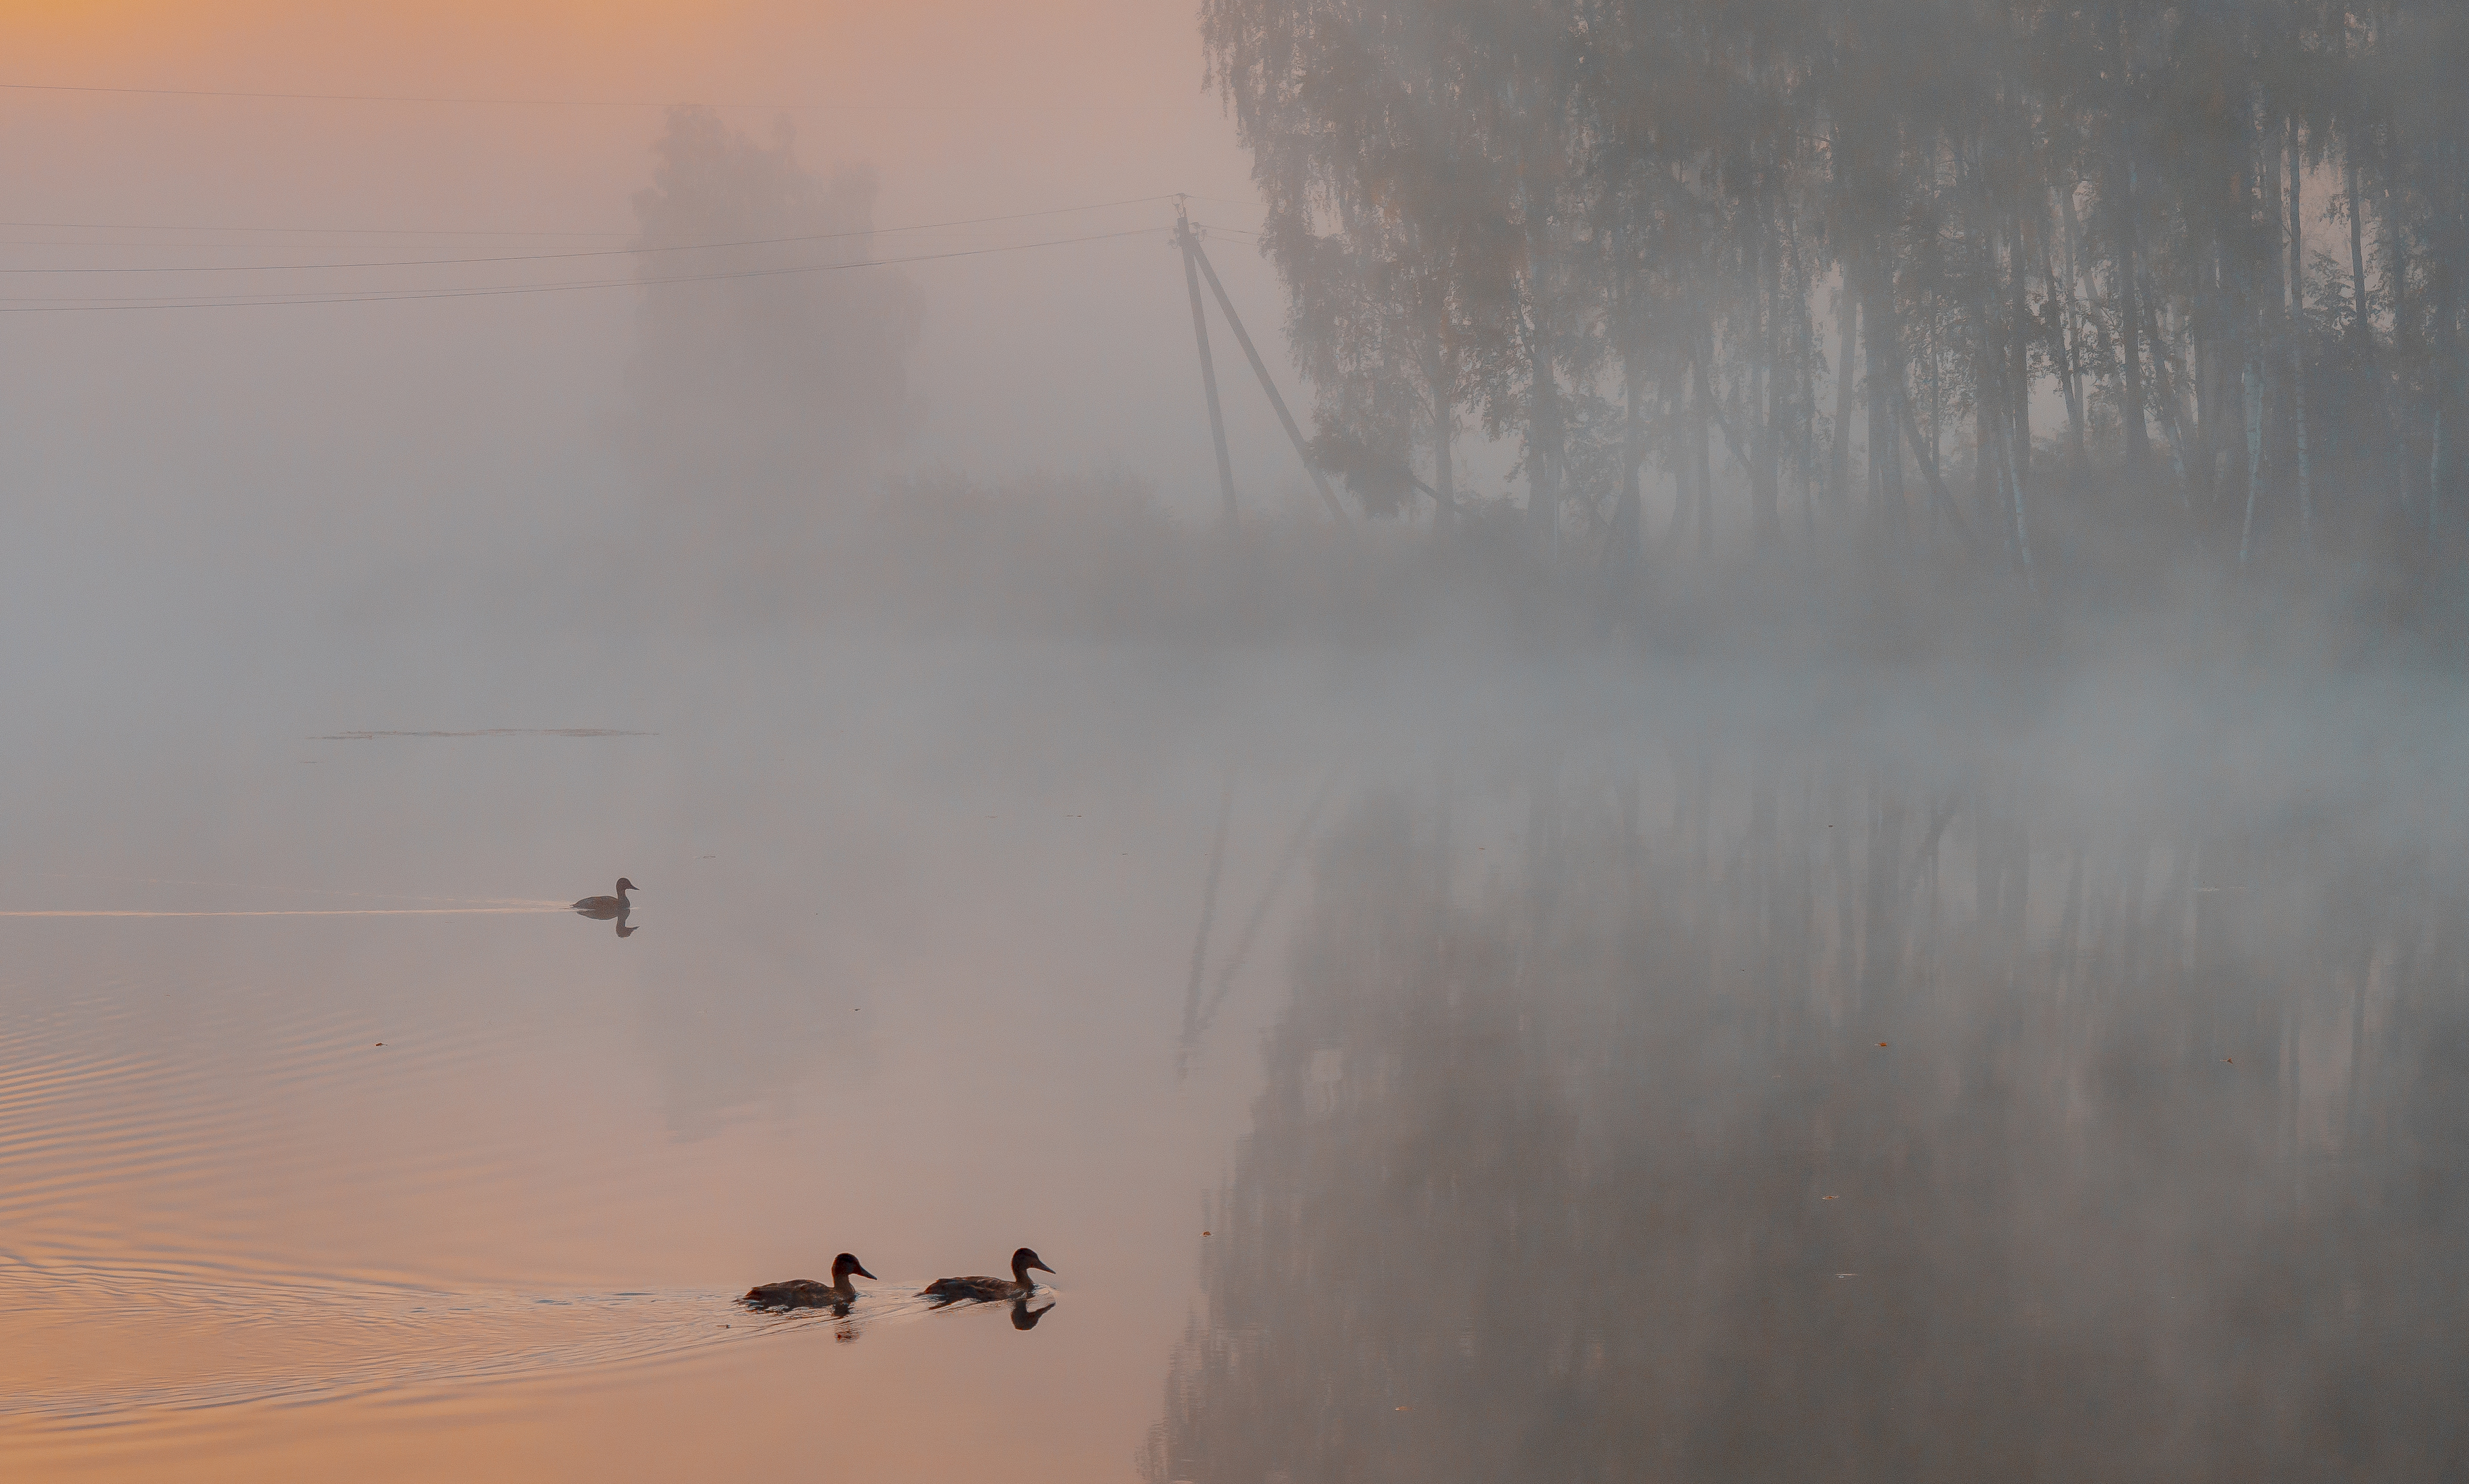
1;0;1428;669
6;4;2469;1480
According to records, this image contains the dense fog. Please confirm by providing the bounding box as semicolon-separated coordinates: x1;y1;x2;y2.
4;2;2467;1480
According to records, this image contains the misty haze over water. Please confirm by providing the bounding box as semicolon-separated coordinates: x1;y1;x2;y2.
4;1;2469;1480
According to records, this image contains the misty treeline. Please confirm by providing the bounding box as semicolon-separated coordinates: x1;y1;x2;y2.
1148;766;2469;1480
627;107;921;562
611;111;1399;637
1203;0;2469;586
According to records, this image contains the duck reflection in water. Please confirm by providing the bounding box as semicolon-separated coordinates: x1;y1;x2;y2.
1011;1297;1056;1330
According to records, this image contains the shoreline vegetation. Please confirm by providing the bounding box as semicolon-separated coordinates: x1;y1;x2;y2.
1190;0;2469;620
529;465;2466;682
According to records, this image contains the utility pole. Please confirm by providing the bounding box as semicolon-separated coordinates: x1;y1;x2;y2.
1175;199;1239;528
1183;225;1353;527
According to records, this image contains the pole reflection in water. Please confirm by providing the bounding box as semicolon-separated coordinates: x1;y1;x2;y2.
1149;760;2469;1482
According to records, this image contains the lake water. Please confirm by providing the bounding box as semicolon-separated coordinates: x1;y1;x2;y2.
5;633;2466;1479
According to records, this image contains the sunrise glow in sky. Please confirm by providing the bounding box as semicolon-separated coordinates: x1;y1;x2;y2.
0;1;1296;494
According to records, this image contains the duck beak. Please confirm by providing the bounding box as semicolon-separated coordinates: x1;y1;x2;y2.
854;1265;877;1281
1031;1259;1055;1275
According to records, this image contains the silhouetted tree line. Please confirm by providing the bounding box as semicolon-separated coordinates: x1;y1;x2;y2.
628;107;921;556
1148;768;2469;1480
1203;0;2469;581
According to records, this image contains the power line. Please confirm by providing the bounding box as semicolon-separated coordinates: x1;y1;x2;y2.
0;195;1177;274
0;238;616;250
0;80;942;112
0;226;1163;312
0;221;629;240
0;191;1245;241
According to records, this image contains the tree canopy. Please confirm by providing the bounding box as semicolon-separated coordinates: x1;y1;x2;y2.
1206;0;2469;589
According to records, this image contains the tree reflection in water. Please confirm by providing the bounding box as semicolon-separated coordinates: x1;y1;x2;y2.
1149;760;2469;1481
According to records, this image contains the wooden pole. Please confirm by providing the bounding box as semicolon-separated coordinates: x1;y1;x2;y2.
1184;231;1354;525
1175;202;1239;528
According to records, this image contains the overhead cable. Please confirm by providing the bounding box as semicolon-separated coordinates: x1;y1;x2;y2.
0;225;1164;312
0;80;941;111
0;195;1177;274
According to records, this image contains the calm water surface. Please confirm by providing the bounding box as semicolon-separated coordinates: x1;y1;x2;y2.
0;638;1324;1480
6;636;2468;1479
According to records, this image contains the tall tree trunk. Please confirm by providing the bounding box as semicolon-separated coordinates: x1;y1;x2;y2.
1747;177;1782;547
2110;6;2152;473
2118;161;2155;475
1863;277;1906;537
2349;147;2372;346
1614;355;1643;564
1831;287;1860;515
2242;355;2266;566
2290;118;2314;545
1690;332;1716;559
2436;239;2459;547
2150;280;2194;503
2257;96;2287;540
2192;241;2219;506
2007;220;2036;571
2010;209;2033;488
1972;216;2001;546
2054;190;2090;480
1529;325;1564;555
1786;217;1819;544
2436;135;2464;555
2385;140;2415;511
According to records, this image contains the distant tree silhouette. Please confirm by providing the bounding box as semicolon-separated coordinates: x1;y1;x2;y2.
626;107;922;553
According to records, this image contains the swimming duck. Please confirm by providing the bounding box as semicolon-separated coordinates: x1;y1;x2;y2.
921;1248;1054;1303
744;1251;875;1310
573;878;637;917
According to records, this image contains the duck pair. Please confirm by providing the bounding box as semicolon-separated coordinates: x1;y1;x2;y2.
742;1248;1055;1310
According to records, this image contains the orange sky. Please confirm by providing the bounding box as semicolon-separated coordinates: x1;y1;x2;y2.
1;1;1251;224
0;0;1529;604
0;0;1345;509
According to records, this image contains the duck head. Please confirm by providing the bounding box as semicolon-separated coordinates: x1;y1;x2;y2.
1010;1248;1055;1285
615;877;638;895
832;1252;877;1283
